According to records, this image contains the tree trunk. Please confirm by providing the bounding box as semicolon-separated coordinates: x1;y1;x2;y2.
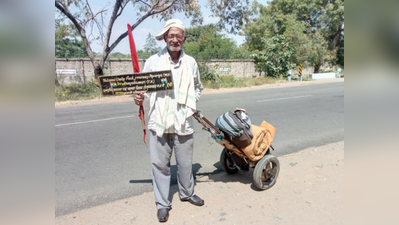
56;0;190;88
314;64;321;73
333;27;343;50
94;64;104;86
55;2;100;85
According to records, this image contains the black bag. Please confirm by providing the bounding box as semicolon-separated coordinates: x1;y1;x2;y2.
215;109;253;148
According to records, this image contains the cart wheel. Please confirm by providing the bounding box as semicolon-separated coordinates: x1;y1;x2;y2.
220;148;238;174
253;155;280;190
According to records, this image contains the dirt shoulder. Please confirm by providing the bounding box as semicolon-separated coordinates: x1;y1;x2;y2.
55;141;344;225
55;78;344;108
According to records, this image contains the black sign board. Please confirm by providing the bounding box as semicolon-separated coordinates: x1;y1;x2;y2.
98;70;173;96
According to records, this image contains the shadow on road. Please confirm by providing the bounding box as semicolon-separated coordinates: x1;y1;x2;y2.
129;161;258;195
195;162;254;186
129;179;152;184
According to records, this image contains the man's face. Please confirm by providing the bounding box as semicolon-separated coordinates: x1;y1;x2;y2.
164;27;186;52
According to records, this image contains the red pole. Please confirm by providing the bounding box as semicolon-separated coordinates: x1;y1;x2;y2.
127;24;146;146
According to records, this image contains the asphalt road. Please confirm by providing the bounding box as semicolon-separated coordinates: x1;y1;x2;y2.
55;81;344;216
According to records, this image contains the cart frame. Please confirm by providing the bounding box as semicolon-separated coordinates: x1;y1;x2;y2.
192;110;280;190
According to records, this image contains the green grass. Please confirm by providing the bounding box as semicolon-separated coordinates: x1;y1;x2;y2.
202;75;280;89
55;81;102;102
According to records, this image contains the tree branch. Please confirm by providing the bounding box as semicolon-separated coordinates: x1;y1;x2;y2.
108;0;178;56
116;0;130;18
137;0;151;8
108;3;154;54
100;0;125;67
84;0;106;43
154;0;178;14
83;9;107;42
333;24;344;49
55;1;96;67
56;1;82;31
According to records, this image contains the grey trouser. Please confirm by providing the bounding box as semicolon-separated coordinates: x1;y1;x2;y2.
149;130;195;209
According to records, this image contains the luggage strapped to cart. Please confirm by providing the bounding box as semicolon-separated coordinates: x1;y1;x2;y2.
215;108;253;149
192;109;280;191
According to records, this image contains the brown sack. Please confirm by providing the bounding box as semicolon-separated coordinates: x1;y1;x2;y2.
223;121;276;161
260;120;276;140
240;121;276;161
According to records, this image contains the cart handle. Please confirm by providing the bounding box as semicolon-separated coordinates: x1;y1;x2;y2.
192;110;222;135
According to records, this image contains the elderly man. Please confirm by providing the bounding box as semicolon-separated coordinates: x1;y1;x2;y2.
133;19;204;223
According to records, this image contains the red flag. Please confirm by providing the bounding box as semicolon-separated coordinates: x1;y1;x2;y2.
127;24;147;146
127;24;140;73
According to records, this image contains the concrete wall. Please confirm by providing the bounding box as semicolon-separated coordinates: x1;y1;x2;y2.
202;59;262;78
55;58;336;84
55;58;146;84
310;72;336;79
55;58;262;84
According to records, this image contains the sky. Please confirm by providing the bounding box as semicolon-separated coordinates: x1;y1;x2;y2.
58;0;246;54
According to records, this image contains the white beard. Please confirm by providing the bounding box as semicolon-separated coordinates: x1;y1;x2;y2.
167;44;182;52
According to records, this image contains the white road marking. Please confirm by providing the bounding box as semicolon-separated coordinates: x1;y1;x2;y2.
56;95;312;127
55;115;135;127
256;95;312;102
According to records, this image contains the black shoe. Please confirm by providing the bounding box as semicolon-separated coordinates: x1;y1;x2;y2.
157;208;169;223
181;195;204;206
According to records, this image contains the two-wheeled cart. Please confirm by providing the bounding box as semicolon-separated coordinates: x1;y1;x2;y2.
193;110;280;190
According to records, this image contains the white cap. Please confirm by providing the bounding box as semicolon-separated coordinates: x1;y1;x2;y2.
155;19;185;41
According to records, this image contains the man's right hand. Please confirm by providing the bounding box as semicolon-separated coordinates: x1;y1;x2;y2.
133;94;144;106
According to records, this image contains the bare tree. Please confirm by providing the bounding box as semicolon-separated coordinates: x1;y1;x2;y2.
55;0;250;83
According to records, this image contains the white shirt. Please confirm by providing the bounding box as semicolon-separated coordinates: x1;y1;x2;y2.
142;50;203;135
